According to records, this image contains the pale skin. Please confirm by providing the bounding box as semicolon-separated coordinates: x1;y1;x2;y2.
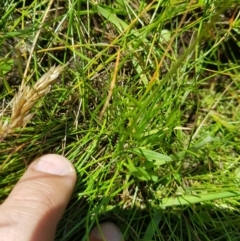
0;154;122;241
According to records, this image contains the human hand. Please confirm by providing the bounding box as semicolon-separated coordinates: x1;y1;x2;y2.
0;154;123;241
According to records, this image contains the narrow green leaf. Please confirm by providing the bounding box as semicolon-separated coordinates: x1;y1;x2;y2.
141;212;162;241
209;110;235;132
172;135;220;160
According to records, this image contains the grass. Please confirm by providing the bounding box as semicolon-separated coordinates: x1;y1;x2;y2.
1;0;240;240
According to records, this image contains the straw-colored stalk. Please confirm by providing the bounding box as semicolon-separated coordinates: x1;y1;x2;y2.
0;65;65;141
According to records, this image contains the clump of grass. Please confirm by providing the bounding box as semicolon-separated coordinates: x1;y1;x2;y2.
0;0;240;240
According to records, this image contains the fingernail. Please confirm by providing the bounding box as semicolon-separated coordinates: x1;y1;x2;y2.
32;154;75;176
89;222;124;241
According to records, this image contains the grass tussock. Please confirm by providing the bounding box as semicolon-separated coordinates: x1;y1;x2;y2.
1;0;240;240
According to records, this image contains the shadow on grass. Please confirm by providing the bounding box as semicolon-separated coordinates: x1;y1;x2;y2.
56;191;240;241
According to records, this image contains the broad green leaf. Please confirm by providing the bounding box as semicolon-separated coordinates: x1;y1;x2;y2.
129;148;173;166
96;5;128;32
147;170;158;182
141;212;162;241
0;59;14;75
189;135;219;152
125;161;151;181
160;191;240;208
159;29;171;43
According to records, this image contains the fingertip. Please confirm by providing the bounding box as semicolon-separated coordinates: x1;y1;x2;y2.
30;154;76;177
89;222;124;241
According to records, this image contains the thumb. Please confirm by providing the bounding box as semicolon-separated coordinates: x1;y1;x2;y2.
0;154;76;241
